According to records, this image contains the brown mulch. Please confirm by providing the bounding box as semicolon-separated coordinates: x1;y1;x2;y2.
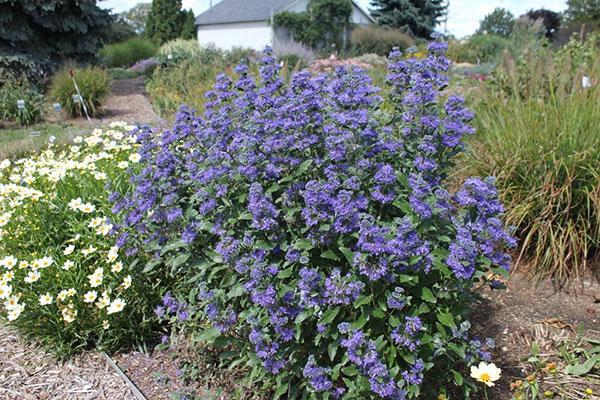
0;324;135;400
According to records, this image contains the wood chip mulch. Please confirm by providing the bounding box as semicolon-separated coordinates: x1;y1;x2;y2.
0;324;135;400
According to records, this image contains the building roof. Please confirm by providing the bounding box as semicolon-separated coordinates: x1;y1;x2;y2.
195;0;374;26
195;0;297;25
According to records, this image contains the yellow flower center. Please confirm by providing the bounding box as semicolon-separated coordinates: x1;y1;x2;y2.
480;373;491;382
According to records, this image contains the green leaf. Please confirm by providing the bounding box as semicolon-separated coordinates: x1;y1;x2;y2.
437;312;456;328
321;250;340;261
372;308;386;319
194;327;220;343
452;370;463;386
320;307;340;324
227;285;245;298
353;294;372;309
328;342;338;361
421;287;436;303
170;253;190;268
142;259;161;273
277;267;294;279
339;247;354;263
295;159;313;175
295;310;311;324
160;240;187;255
294;239;313;250
564;356;599;376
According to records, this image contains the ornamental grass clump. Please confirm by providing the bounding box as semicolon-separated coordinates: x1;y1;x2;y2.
113;40;514;398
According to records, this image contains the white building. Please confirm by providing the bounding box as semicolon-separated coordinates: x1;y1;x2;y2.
195;0;374;50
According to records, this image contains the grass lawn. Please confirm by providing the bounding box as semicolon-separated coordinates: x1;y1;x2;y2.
0;122;82;160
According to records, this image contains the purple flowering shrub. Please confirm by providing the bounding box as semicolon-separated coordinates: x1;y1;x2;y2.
112;38;515;399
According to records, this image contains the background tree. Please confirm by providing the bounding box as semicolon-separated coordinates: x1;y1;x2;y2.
106;16;137;44
477;7;515;37
0;0;111;61
121;2;152;34
370;0;448;38
0;0;112;83
525;8;561;39
179;9;196;40
145;0;185;45
564;0;600;25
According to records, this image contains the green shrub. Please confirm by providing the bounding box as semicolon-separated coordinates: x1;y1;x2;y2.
0;123;161;356
351;26;415;56
116;42;514;399
461;46;600;283
0;79;46;126
156;39;223;65
99;37;157;68
447;34;509;63
50;67;111;118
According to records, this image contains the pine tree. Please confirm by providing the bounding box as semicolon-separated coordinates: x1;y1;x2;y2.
145;0;185;45
179;9;196;40
0;0;111;64
370;0;447;38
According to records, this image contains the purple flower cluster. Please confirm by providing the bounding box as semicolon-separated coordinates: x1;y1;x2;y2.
112;39;514;398
155;292;190;322
339;324;407;399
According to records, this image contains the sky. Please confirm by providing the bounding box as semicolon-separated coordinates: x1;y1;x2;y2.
99;0;568;38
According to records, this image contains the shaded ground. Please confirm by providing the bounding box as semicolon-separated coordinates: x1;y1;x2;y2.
0;324;135;400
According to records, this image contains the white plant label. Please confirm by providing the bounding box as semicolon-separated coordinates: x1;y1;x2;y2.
72;94;82;103
16;99;25;109
582;76;591;88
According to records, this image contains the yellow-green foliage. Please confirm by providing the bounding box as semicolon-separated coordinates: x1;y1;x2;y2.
146;61;224;117
50;67;110;118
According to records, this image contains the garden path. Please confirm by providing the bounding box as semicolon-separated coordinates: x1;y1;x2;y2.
0;324;135;399
68;76;161;128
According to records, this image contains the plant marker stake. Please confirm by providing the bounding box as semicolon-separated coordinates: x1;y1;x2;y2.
69;70;92;123
102;351;148;400
582;76;591;88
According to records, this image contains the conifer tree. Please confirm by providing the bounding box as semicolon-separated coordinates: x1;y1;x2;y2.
179;9;196;40
370;0;447;38
145;0;184;45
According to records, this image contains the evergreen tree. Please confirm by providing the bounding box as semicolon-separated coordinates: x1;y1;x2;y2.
179;9;196;40
477;8;515;37
0;0;111;65
145;0;184;45
370;0;447;38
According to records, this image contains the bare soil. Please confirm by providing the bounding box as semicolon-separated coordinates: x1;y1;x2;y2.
472;275;600;399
